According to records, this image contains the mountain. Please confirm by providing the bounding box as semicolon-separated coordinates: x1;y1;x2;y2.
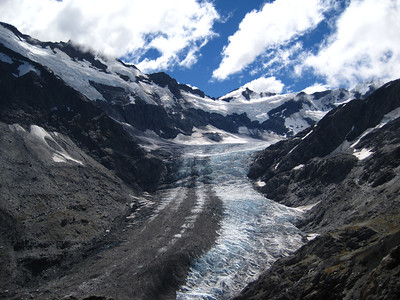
0;22;380;146
0;23;169;298
237;79;400;299
1;21;398;299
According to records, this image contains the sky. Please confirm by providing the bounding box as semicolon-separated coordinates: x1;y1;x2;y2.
0;0;399;97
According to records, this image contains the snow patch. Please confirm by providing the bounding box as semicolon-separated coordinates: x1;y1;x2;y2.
304;109;328;120
293;164;304;170
301;129;313;140
238;126;250;134
29;125;84;165
307;233;320;241
288;145;298;155
380;107;400;126
331;140;352;156
30;125;51;141
255;180;266;187
181;90;296;124
284;113;310;134
353;148;373;160
172;125;268;145
17;61;40;77
8;123;26;132
293;201;320;213
52;152;83;165
0;52;13;64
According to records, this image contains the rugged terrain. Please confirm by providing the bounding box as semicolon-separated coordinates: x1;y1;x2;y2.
1;21;399;299
0;22;379;144
238;79;400;299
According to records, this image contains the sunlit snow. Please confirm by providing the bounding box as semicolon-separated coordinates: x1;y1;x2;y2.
172;125;281;145
23;125;84;165
353;148;374;160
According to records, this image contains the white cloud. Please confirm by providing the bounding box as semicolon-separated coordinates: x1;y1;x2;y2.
0;0;219;73
300;0;400;88
261;42;303;76
212;0;331;80
244;76;284;94
302;83;330;94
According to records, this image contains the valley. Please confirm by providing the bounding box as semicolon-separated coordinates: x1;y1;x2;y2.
1;21;400;299
3;141;305;299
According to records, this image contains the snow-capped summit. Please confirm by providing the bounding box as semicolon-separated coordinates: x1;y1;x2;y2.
0;22;381;143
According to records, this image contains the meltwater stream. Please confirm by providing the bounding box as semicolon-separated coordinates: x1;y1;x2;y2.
174;142;306;299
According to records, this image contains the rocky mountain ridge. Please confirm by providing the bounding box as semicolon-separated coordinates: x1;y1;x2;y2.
238;79;400;299
0;42;165;192
0;22;380;143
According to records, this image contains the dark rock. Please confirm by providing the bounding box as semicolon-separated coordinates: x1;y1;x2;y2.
241;87;254;100
311;89;332;100
236;231;400;300
0;121;138;291
203;132;223;142
89;81;131;105
249;79;400;203
239;79;400;299
147;71;207;99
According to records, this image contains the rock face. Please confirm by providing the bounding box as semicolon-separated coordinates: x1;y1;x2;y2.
0;43;166;192
238;79;400;299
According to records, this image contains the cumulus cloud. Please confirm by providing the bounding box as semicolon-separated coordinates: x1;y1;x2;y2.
244;76;284;94
0;0;219;72
212;0;331;81
302;83;330;94
299;0;400;88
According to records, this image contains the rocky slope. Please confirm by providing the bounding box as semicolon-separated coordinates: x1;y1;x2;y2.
0;23;166;298
0;121;139;297
238;79;400;299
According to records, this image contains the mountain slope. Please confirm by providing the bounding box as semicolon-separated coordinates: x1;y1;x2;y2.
0;41;165;191
0;33;169;297
237;79;400;299
0;121;140;296
0;22;380;144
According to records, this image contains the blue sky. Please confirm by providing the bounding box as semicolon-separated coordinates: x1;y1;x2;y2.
166;0;348;96
163;0;272;96
1;0;399;97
